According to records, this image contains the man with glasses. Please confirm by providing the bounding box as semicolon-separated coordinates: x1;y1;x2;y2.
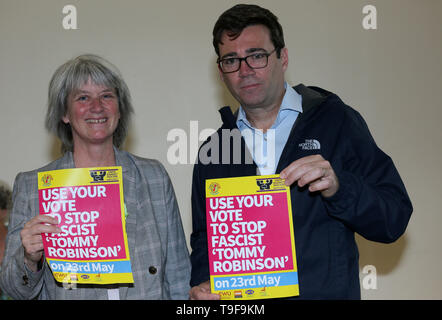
189;4;412;299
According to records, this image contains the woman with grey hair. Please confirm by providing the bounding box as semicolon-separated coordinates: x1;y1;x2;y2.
0;54;191;299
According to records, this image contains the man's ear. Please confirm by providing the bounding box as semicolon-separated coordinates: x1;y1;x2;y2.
280;47;289;72
218;64;225;82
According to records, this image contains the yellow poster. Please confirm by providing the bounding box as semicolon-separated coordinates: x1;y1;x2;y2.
206;174;299;299
38;167;133;284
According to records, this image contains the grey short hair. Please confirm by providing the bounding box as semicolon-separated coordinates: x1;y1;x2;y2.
45;54;134;153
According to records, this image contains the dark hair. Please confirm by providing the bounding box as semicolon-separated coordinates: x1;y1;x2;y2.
213;4;285;58
0;185;12;210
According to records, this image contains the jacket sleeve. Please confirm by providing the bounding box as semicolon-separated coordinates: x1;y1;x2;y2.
0;172;45;299
323;108;413;243
189;163;211;287
158;164;191;299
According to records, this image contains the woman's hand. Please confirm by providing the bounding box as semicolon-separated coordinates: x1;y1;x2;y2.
20;215;60;272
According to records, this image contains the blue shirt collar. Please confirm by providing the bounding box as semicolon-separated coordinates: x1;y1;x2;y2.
237;82;303;129
280;82;303;113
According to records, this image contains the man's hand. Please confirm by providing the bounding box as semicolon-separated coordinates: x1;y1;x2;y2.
280;154;339;198
20;215;60;272
189;280;220;300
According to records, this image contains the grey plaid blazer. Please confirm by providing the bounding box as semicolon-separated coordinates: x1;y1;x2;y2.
0;149;190;299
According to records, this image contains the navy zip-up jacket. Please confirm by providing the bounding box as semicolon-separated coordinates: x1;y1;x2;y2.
190;84;412;299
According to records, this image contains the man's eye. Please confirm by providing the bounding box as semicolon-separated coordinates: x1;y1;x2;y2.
223;58;237;65
251;53;266;60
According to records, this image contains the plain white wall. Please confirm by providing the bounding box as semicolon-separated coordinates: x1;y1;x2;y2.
1;0;441;299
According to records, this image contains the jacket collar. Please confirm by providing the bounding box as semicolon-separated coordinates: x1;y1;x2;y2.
57;147;130;172
218;83;329;129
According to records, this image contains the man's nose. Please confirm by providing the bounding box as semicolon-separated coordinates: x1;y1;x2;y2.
238;59;255;77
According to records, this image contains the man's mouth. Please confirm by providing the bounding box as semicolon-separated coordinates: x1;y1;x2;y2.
240;82;261;90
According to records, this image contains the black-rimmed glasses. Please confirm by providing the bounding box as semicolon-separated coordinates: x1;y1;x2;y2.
217;48;277;74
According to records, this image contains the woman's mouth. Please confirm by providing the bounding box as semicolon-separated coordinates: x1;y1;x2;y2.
85;118;107;124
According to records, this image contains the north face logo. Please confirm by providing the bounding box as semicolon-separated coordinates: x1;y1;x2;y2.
299;139;321;150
